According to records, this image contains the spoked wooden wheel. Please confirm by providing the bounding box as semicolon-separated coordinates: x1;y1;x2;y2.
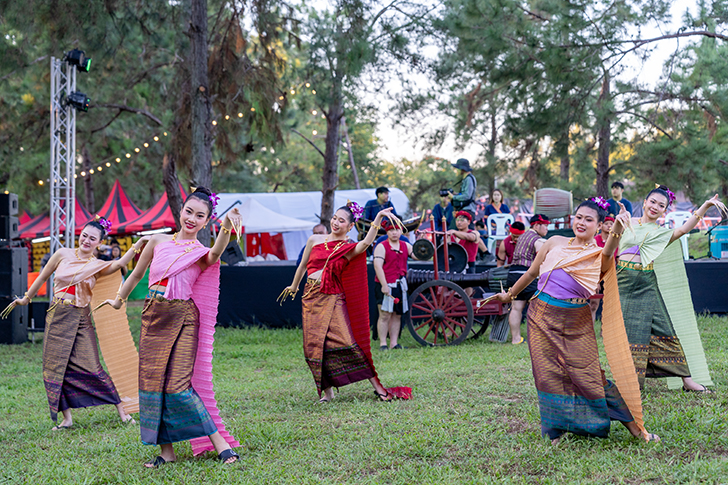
406;280;473;346
469;315;491;339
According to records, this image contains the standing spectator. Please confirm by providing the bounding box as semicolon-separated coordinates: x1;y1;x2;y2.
364;186;398;221
373;219;413;350
505;214;550;344
449;159;477;218
496;221;525;267
297;224;328;267
607;181;633;216
109;245;128;278
432;191;454;233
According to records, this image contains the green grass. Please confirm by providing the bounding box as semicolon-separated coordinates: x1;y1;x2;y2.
1;309;727;484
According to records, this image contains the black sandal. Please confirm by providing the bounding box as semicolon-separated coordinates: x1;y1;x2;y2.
682;385;714;394
374;391;393;402
218;448;240;464
144;456;169;468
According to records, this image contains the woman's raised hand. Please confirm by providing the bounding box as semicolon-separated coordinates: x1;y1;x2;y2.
705;194;728;218
1;295;30;319
614;201;633;234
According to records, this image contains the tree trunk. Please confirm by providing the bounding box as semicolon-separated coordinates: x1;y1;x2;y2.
321;95;344;228
163;153;183;231
556;131;570;184
341;117;360;189
595;72;611;198
81;145;95;213
485;103;497;193
189;0;213;245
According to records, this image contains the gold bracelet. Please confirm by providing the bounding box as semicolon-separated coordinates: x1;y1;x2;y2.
507;289;516;301
371;223;381;231
24;292;32;303
609;231;622;239
693;212;704;221
220;225;231;235
116;292;127;304
132;247;141;254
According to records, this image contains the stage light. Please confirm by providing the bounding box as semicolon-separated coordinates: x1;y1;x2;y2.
67;91;90;111
65;49;92;72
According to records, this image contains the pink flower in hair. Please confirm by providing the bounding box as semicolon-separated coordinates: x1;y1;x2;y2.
209;192;220;218
590;196;610;211
98;217;112;232
665;188;676;206
347;200;364;221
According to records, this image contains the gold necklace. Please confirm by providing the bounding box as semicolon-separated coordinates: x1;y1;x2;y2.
324;236;346;252
172;232;198;246
75;248;94;261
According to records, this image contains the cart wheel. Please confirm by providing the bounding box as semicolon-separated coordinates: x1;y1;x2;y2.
405;280;473;346
469;315;491;339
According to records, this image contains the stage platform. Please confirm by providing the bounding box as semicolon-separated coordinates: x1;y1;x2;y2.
217;258;728;327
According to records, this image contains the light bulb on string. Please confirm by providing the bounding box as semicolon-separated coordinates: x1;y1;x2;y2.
306;83;310;87
81;171;86;177
115;158;121;163
89;169;94;174
105;162;111;167
225;115;230;120
279;96;284;100
134;148;140;153
163;132;168;136
312;90;316;94
38;180;44;185
144;143;149;147
238;113;243;118
126;153;131;158
153;136;159;141
250;107;255;112
97;166;102;171
312;110;317;115
212;120;218;125
312;130;318;135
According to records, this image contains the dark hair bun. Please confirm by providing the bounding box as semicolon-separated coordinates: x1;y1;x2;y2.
193;186;212;196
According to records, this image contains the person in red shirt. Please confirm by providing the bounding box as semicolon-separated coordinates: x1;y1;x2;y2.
447;211;486;273
497;221;526;267
373;219;413;350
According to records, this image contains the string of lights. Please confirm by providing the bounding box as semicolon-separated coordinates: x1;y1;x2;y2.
32;82;323;186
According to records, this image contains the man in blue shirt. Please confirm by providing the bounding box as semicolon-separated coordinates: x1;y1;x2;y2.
607;181;633;216
364;186;398;221
431;191;453;232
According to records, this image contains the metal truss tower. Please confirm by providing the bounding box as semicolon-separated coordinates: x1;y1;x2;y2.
49;57;77;255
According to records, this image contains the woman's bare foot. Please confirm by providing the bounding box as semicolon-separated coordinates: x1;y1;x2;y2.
551;436;562;446
682;377;714;393
624;421;660;442
144;444;175;468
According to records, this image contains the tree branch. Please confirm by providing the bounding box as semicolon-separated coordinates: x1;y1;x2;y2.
618;111;673;139
92;103;163;125
292;129;325;158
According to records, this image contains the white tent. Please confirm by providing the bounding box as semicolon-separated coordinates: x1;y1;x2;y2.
216;189;411;260
237;198;313;233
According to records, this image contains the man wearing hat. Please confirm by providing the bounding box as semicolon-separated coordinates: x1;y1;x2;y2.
364;186;399;221
372;218;413;350
449;158;478;219
505;214;550;345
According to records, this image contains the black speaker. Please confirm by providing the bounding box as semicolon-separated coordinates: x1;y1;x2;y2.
0;247;27;297
0;297;28;344
220;240;245;266
0;193;18;216
0;216;19;240
29;300;49;332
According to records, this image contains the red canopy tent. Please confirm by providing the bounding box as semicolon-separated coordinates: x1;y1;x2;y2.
19;210;33;225
115;185;187;235
96;179;143;234
17;199;93;239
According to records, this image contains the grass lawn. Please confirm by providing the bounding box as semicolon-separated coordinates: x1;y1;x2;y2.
1;307;727;484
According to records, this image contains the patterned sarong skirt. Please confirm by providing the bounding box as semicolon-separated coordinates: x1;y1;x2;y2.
617;262;690;387
138;298;217;445
43;303;121;421
527;294;633;440
302;281;375;395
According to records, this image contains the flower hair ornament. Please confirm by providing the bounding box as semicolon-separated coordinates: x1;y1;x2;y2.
590;196;610;211
94;214;112;233
209;192;220;218
655;184;676;207
346;200;364;221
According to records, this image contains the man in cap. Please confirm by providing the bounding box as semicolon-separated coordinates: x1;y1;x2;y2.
505;214;550;345
449;158;478;219
364;186;399;221
496;221;526;267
